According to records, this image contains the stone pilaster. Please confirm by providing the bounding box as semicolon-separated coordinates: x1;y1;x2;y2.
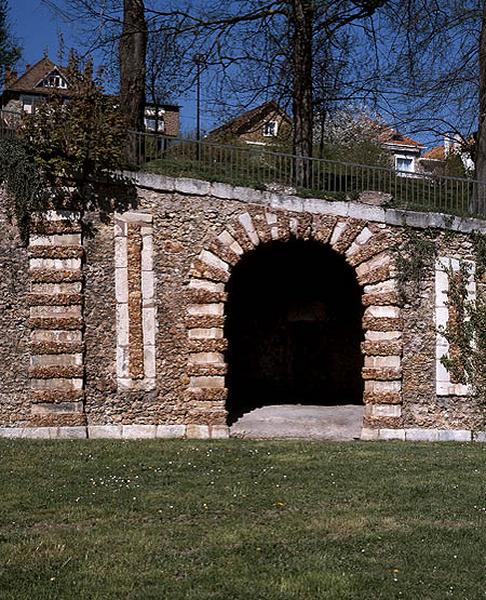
28;211;86;427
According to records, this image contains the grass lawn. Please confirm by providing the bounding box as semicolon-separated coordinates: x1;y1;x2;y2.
1;440;486;599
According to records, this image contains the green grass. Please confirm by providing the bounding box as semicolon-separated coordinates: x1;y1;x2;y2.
1;440;486;599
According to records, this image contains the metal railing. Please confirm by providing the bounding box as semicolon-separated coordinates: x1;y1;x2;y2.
130;131;486;219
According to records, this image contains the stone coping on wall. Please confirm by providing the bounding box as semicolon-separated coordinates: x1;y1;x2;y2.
129;171;486;235
1;425;486;442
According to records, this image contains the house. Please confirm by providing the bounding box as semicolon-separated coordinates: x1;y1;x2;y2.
144;103;180;137
421;135;475;175
208;101;292;146
378;126;425;174
0;56;72;115
0;55;180;137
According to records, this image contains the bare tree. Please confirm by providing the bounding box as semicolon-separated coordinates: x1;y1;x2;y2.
119;0;147;163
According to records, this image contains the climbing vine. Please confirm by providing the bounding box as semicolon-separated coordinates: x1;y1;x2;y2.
395;227;437;304
440;262;486;421
472;231;486;278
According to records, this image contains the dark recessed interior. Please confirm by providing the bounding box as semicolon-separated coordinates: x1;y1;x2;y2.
224;239;364;424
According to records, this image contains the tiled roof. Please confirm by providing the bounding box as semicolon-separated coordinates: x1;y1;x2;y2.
4;57;70;95
423;145;445;160
378;127;424;148
209;101;290;137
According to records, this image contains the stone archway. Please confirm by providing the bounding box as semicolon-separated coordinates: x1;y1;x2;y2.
185;207;403;438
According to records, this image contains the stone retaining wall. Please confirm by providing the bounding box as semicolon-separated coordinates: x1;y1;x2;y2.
0;174;485;439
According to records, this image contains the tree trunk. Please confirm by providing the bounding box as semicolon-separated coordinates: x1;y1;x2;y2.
119;0;147;166
291;0;314;188
473;0;486;215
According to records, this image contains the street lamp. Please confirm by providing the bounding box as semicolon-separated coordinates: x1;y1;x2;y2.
192;54;206;145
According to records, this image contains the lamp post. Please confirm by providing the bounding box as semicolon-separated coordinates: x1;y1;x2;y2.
193;54;205;158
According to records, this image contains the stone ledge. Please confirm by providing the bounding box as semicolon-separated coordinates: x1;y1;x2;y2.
361;427;475;442
0;426;87;439
130;171;486;234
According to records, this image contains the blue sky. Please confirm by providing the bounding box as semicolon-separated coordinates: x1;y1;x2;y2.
9;0;202;133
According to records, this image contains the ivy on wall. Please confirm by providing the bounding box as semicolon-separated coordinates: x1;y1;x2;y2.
395;227;437;304
440;262;486;419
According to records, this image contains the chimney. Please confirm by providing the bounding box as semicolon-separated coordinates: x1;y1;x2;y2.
25;64;31;72
444;135;451;158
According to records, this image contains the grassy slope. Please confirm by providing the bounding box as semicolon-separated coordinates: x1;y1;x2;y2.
0;440;485;599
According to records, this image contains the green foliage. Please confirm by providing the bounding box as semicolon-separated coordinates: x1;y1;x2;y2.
472;231;486;278
440;263;486;419
0;0;20;80
0;138;49;241
319;139;392;168
0;53;135;240
396;228;437;303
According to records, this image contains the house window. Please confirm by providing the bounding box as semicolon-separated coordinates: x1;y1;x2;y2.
144;117;165;133
42;74;67;89
396;156;414;173
21;95;33;114
263;121;278;137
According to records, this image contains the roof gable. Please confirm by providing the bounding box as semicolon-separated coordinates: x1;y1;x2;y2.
210;101;291;137
4;57;70;94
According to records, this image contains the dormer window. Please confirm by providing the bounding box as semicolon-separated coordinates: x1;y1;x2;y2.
263;120;278;137
39;70;68;90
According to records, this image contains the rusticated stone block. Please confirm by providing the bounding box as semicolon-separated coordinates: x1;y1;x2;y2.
361;340;402;356
190;258;230;283
185;387;228;402
187;407;228;426
275;212;291;241
207;237;240;266
186;288;227;304
362;316;404;332
293;213;313;240
364;391;402;404
186;363;227;377
312;214;338;243
29;246;84;259
29;412;87;427
31;389;84;403
31;401;84;414
332;219;365;253
30;342;84;355
346;232;392;267
362;292;400;307
229;220;257;252
29;365;84;379
31;221;82;235
362;367;402;381
27;293;83;306
186;315;225;329
363;415;402;429
250;210;273;244
187;338;228;352
357;264;391;286
29;317;84;330
30;269;83;283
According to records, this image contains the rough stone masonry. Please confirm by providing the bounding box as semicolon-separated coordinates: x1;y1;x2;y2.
0;172;485;441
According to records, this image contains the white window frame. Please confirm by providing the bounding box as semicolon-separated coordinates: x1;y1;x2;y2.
263;120;278;137
395;154;415;175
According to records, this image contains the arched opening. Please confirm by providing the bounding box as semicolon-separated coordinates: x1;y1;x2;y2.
224;239;364;430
